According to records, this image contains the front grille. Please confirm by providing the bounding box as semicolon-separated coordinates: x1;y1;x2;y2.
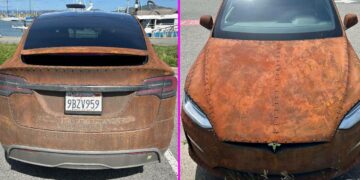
216;167;337;180
224;142;327;153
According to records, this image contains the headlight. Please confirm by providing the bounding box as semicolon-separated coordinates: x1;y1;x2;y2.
183;94;212;129
339;102;360;129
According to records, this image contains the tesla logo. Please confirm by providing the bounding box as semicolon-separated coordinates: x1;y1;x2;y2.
268;143;281;152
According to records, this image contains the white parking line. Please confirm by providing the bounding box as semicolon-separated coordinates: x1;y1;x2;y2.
335;0;358;3
164;150;178;177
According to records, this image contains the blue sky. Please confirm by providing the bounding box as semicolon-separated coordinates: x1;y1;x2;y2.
0;0;177;11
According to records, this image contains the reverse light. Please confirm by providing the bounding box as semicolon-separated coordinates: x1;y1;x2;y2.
0;74;32;96
183;94;212;129
136;76;177;99
339;102;360;129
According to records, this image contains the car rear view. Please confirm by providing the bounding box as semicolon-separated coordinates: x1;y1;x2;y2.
0;12;176;169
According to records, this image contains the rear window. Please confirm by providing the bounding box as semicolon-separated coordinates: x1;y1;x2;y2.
24;13;147;50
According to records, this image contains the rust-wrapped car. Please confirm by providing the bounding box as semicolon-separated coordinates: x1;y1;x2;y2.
0;12;176;169
182;0;360;178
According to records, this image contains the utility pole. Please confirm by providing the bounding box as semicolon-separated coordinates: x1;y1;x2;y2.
126;0;130;13
6;0;9;16
29;0;32;15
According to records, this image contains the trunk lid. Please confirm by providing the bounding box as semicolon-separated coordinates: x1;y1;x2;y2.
0;47;174;133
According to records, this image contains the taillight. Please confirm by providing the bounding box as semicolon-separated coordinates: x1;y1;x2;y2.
0;74;32;96
137;76;177;99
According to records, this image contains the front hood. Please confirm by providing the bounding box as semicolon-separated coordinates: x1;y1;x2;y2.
186;37;351;143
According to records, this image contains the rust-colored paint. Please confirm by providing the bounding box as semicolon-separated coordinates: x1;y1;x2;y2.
21;47;148;56
182;112;360;179
0;14;175;154
183;1;360;178
186;37;353;143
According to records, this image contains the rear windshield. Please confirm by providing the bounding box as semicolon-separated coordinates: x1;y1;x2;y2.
213;0;342;40
24;13;147;50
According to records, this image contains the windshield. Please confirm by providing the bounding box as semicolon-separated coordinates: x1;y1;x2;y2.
24;13;147;50
213;0;342;40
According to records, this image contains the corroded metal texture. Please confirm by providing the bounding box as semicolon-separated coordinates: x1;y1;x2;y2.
0;16;176;153
0;94;174;151
182;111;360;179
21;47;148;56
183;1;360;178
185;37;360;143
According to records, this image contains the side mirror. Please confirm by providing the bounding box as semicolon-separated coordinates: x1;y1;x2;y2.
200;15;214;30
344;14;358;30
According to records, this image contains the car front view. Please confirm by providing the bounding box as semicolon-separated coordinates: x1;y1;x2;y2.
0;12;176;169
182;0;360;178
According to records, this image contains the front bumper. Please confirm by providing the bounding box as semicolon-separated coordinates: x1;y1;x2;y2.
182;109;360;179
3;145;161;170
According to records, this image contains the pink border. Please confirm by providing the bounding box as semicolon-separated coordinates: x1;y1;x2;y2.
177;0;181;178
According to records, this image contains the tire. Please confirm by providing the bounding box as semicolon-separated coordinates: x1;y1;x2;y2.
4;151;11;164
195;166;224;180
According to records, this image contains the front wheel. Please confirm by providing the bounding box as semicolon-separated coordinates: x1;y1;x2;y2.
4;150;11;164
195;166;224;180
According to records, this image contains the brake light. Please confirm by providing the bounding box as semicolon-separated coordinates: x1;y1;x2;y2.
0;74;32;96
137;76;177;99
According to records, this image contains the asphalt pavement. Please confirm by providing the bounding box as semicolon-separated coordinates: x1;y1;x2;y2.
180;1;360;180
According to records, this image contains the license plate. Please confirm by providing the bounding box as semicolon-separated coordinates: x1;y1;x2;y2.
65;92;102;115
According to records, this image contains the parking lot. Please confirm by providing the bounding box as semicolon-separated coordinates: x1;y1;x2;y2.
180;1;360;179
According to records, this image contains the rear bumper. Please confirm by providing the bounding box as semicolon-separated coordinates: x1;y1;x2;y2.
0;116;173;151
182;109;360;179
0;108;173;169
0;92;175;169
3;145;161;170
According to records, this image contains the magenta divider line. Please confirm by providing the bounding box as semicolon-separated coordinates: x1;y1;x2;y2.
177;0;181;179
